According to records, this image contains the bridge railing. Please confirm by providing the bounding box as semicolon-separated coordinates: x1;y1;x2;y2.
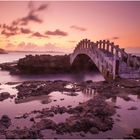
71;38;140;79
71;39;117;78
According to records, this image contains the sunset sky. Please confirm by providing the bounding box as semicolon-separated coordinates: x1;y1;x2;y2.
0;1;140;53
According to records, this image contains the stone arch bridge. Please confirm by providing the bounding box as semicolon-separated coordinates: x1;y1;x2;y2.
70;39;140;80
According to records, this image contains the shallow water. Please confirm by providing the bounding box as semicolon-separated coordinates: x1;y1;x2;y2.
0;83;140;138
0;70;105;83
0;83;91;129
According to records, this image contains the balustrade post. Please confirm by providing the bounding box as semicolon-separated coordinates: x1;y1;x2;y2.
111;46;114;54
87;40;90;48
96;41;99;48
81;41;83;48
99;40;102;49
84;39;86;48
103;40;106;50
106;40;110;51
91;42;94;49
115;45;119;57
111;43;114;54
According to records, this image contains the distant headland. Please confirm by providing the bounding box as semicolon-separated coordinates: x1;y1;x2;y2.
0;48;7;54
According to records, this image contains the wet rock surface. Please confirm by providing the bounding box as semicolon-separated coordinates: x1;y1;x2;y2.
0;115;11;128
0;54;71;74
14;78;140;103
17;54;72;74
5;127;42;139
0;115;11;137
15;80;79;103
18;95;115;135
0;78;140;138
0;92;11;101
0;54;98;74
128;106;138;110
0;62;19;74
132;128;140;139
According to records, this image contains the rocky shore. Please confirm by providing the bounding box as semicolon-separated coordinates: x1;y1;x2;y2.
0;55;71;74
0;79;140;138
0;54;97;74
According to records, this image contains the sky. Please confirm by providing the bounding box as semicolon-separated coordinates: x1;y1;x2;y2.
0;1;140;53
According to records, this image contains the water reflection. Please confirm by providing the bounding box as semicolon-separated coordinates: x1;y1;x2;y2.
82;88;98;98
0;70;104;83
0;82;140;138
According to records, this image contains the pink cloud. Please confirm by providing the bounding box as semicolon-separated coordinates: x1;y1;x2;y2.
70;25;86;31
45;29;68;36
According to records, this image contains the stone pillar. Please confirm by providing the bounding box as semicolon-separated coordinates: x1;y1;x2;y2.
99;40;102;49
96;41;99;48
90;42;94;49
111;43;114;54
106;40;110;51
82;41;84;49
111;46;114;54
103;40;106;50
84;41;87;48
115;45;119;57
116;50;119;58
87;40;90;48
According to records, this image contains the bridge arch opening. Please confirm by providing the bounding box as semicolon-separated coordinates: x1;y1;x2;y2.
71;54;101;74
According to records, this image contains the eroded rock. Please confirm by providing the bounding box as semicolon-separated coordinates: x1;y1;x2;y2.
0;115;11;128
0;92;10;101
131;128;140;139
5;127;42;139
128;106;138;110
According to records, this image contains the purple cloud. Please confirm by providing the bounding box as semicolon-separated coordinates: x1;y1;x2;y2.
0;2;49;38
37;4;48;11
11;2;48;26
20;28;32;34
45;29;68;36
70;25;86;31
112;37;119;40
32;32;48;38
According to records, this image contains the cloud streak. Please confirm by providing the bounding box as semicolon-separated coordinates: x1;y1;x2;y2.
20;28;32;34
12;2;48;26
5;42;60;52
112;36;119;40
45;29;68;36
32;32;49;38
70;25;86;31
0;2;49;38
